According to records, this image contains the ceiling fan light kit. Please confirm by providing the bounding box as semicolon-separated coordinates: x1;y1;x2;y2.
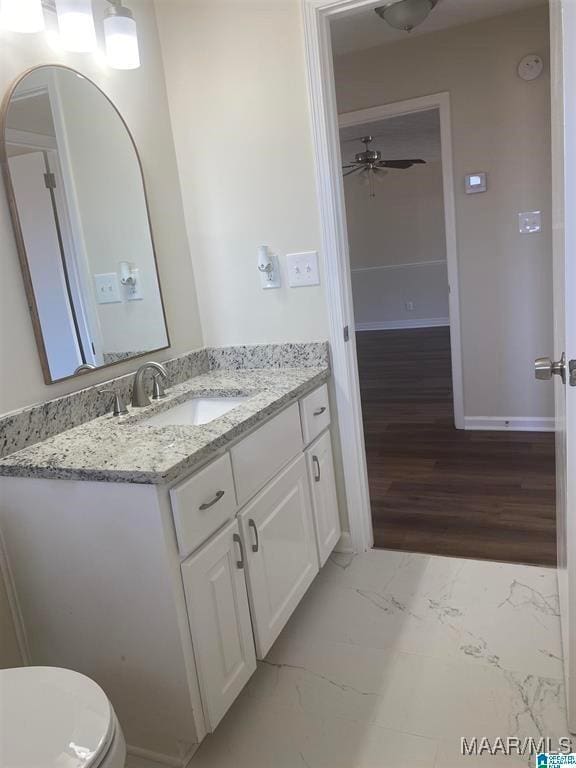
342;135;425;198
374;0;438;32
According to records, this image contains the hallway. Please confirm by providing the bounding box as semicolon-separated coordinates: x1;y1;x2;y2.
356;328;556;566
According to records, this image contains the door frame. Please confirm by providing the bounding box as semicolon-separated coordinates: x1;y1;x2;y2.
339;93;464;430
303;0;377;553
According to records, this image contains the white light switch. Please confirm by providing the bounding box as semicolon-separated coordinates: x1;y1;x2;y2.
94;273;121;304
518;211;542;234
287;251;320;287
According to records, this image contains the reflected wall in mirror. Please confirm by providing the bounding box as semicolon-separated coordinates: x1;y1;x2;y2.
1;65;170;383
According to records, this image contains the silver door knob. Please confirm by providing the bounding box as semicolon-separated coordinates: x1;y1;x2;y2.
535;353;565;382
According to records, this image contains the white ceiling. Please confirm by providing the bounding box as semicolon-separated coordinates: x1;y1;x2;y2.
340;109;441;162
330;0;545;56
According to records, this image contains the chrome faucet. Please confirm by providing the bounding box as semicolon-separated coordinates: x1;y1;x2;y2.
131;362;168;407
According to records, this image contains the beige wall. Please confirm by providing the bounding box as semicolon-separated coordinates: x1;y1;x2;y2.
345;160;449;326
155;0;328;347
345;160;446;270
335;5;553;419
0;0;203;417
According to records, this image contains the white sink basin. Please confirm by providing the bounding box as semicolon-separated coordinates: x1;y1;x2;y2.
143;396;248;427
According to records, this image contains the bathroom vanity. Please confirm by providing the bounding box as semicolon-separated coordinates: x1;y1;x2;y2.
0;355;340;767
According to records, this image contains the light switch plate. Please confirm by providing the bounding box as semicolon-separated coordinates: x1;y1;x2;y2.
518;210;542;234
287;251;320;287
94;273;121;304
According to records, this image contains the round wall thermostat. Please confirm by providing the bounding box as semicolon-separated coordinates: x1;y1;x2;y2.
518;54;543;81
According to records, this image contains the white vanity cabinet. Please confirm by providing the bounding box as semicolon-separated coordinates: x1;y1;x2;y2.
306;430;341;567
0;382;340;768
180;518;256;731
238;454;318;658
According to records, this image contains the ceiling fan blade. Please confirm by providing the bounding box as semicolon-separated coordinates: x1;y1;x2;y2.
377;159;426;169
343;166;364;177
342;163;361;169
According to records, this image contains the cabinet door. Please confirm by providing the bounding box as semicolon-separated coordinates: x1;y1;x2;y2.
181;519;256;731
239;455;319;658
306;430;341;567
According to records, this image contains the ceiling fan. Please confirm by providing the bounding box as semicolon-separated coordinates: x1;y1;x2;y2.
342;135;426;197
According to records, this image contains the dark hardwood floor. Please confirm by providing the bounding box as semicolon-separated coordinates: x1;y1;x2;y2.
357;327;556;566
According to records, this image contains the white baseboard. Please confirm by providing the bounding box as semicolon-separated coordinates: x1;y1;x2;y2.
355;318;450;331
464;416;554;432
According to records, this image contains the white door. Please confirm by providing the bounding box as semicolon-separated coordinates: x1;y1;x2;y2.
181;519;256;731
548;0;576;730
239;455;319;658
8;151;82;379
306;430;341;567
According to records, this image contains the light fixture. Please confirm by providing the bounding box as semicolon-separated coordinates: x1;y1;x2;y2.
0;0;45;33
104;1;140;70
374;0;438;32
257;246;281;289
55;0;97;52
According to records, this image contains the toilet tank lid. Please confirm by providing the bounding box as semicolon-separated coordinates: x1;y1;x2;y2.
0;666;114;768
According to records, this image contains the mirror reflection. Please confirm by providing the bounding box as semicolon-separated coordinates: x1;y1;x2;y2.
3;65;169;383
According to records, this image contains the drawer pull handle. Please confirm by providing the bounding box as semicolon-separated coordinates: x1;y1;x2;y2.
199;490;225;510
233;533;245;569
248;519;259;553
312;455;321;482
313;406;327;417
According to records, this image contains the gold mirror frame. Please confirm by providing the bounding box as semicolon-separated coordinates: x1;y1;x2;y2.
0;64;171;385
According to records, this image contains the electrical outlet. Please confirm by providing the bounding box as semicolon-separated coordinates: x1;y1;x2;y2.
405;301;415;312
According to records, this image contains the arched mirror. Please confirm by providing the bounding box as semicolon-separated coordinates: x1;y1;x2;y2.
1;65;169;383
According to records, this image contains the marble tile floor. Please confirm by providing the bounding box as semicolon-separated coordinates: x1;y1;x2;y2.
188;549;567;767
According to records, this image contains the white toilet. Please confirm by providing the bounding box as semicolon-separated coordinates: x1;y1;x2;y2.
0;666;126;768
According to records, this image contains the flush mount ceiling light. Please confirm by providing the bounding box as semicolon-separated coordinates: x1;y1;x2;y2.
374;0;439;32
0;0;45;33
104;1;140;70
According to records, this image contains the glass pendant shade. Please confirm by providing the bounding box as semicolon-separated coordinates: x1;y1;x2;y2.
55;0;97;52
0;0;44;33
104;6;140;69
376;0;434;32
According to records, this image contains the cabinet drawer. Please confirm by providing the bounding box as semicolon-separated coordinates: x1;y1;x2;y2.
299;384;331;445
231;403;303;505
170;454;237;558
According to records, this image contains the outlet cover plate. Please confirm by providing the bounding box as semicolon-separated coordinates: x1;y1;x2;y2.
518;210;542;234
287;251;320;287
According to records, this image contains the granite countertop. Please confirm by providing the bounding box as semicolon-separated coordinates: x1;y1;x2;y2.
0;366;329;485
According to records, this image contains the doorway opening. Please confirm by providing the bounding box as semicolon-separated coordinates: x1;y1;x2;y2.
326;1;556;566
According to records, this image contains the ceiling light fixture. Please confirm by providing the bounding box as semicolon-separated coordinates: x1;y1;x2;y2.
54;0;96;52
103;1;140;70
0;0;45;33
374;0;438;32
